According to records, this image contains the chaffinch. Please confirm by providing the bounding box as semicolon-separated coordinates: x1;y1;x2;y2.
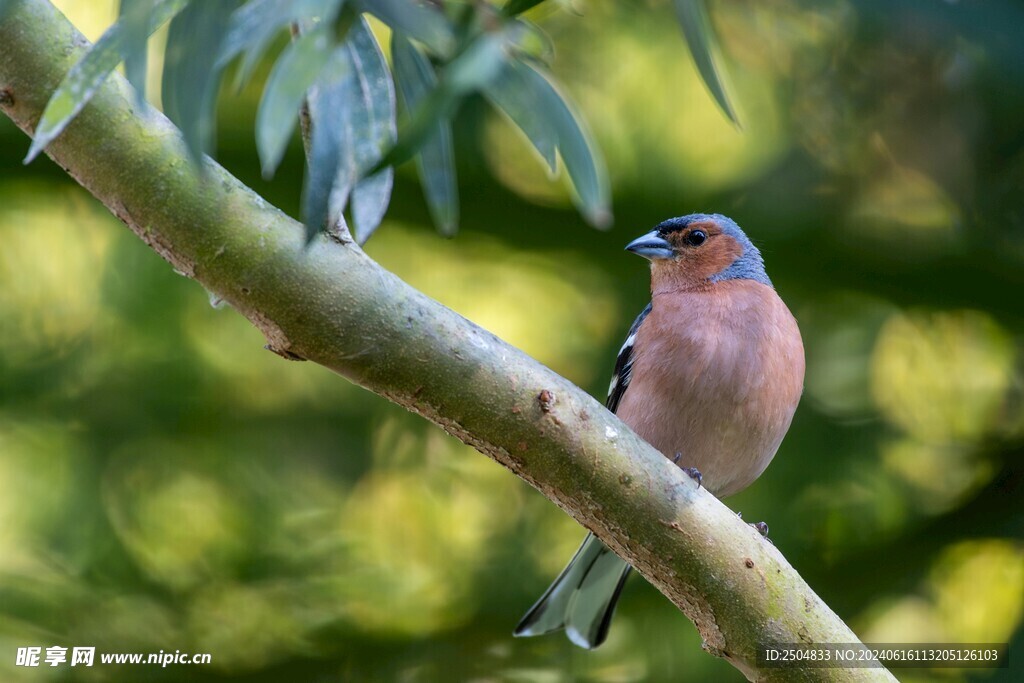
514;214;805;649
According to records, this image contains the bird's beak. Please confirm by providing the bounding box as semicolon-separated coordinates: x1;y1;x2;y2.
625;231;674;260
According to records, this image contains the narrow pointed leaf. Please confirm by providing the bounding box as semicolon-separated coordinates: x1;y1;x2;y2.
217;0;343;90
345;20;396;244
357;0;454;56
25;0;189;163
255;26;334;177
372;29;507;173
511;60;610;227
162;0;239;162
302;46;352;241
118;0;151;103
300;19;396;243
483;60;556;173
671;0;739;126
392;32;458;235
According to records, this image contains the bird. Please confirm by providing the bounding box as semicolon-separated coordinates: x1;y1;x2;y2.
513;214;805;649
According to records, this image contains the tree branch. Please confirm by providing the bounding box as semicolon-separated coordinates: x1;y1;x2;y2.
0;2;893;680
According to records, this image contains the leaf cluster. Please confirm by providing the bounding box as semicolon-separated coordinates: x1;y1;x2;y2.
23;0;737;243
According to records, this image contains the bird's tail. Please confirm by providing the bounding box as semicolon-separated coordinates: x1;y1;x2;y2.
513;533;632;649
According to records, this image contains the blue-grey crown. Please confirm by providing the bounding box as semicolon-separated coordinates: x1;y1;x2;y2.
654;213;772;287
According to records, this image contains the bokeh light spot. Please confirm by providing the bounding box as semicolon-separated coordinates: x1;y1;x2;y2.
871;310;1017;444
0;183;114;364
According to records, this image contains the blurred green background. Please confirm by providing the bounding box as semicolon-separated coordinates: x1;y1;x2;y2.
2;0;1023;681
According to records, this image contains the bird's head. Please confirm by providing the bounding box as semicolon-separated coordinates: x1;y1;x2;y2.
625;214;772;293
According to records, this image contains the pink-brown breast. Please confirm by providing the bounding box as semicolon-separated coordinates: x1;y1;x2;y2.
615;280;805;498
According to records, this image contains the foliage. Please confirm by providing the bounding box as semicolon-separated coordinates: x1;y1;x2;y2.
24;0;734;242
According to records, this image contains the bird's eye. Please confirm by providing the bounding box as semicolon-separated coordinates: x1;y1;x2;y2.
684;230;707;247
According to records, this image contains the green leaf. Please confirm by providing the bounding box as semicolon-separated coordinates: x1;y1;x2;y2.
255;26;334;177
507;60;610;227
217;0;344;90
24;0;190;163
502;0;546;17
372;29;508;173
301;19;396;243
356;0;454;56
671;0;740;126
162;0;239;162
444;32;508;93
302;46;350;241
345;19;397;244
118;0;151;104
483;60;557;173
392;32;458;236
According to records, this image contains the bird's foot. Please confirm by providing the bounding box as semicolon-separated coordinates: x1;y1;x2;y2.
672;454;702;489
749;521;773;544
682;466;702;490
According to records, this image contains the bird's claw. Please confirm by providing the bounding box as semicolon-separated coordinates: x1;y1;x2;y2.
682;466;702;490
752;521;771;540
671;454;702;489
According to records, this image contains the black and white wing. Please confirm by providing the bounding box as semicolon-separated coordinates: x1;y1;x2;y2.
604;302;651;414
